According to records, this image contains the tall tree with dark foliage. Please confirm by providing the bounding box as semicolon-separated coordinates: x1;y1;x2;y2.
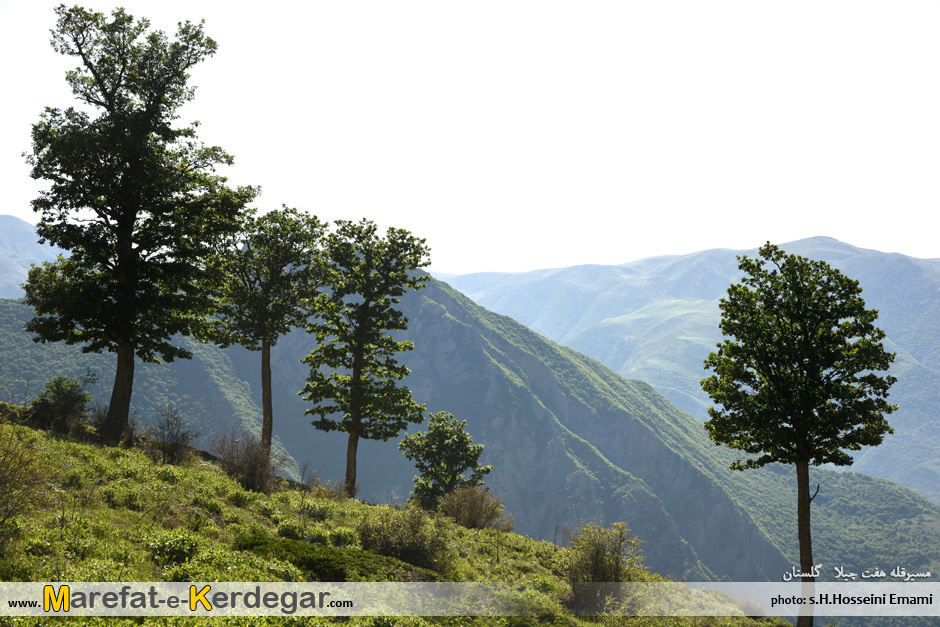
702;243;896;627
23;6;256;442
302;219;430;496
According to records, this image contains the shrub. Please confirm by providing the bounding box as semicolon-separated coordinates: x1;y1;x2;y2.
307;526;331;545
0;401;30;425
440;486;514;531
192;491;223;517
0;421;46;552
299;500;332;522
276;519;306;541
147;530;201;566
211;426;285;493
151;405;199;465
357;506;451;572
329;527;359;548
30;374;94;434
565;521;644;615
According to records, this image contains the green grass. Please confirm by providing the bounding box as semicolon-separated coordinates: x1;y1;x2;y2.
0;420;790;627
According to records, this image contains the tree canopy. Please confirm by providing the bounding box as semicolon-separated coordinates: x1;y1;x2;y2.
701;243;896;625
701;243;897;470
23;5;255;442
301;218;431;495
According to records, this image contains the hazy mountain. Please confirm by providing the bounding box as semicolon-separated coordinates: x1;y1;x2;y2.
442;237;940;505
0;214;64;298
4;278;940;583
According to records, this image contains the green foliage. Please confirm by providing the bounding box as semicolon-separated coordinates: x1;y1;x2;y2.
23;5;257;442
329;526;360;548
276;518;306;540
207;206;327;456
208;207;327;350
147;530;201;566
701;243;897;470
356;505;452;573
234;533;438;582
565;521;644;615
440;486;513;531
29;372;95;434
302;218;431;494
0;421;46;552
399;411;493;509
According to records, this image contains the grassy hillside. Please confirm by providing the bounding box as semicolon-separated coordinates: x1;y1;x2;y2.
0;418;791;627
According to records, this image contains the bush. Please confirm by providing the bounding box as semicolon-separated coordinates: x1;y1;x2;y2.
151;405;199;465
357;506;451;572
147;530;201;566
30;374;94;434
440;486;514;531
0;421;46;552
299;500;332;522
329;527;359;548
277;519;306;541
565;521;644;615
211;427;285;493
0;401;30;425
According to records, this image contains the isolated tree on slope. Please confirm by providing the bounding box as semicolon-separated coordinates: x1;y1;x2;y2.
206;207;326;460
301;218;430;496
701;243;896;627
23;6;255;442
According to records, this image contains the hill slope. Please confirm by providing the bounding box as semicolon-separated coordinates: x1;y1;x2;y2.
443;237;940;505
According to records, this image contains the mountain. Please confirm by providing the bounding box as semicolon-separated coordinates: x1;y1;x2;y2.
442;237;940;505
4;278;940;583
0;215;64;298
3;221;940;582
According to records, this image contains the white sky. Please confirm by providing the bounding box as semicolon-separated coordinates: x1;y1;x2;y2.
2;1;939;274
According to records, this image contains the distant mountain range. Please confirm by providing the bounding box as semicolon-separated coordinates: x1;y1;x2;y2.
442;237;940;505
0;215;63;298
3;217;940;584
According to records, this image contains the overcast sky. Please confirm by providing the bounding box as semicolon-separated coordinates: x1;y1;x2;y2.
2;1;938;273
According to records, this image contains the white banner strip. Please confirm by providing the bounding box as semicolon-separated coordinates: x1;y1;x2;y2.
3;582;940;617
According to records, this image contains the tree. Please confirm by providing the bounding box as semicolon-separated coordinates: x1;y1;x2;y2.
398;411;493;509
701;243;896;627
23;6;256;442
301;218;430;496
206;207;326;459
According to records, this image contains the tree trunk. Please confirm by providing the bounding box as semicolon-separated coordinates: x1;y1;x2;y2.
102;344;135;444
260;338;273;460
345;430;359;497
796;460;815;627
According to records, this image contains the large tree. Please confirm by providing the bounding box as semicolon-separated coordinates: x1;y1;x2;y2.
701;243;896;627
207;207;326;459
301;218;430;496
23;6;256;442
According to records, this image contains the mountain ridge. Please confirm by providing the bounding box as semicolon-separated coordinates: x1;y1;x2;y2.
442;236;940;505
